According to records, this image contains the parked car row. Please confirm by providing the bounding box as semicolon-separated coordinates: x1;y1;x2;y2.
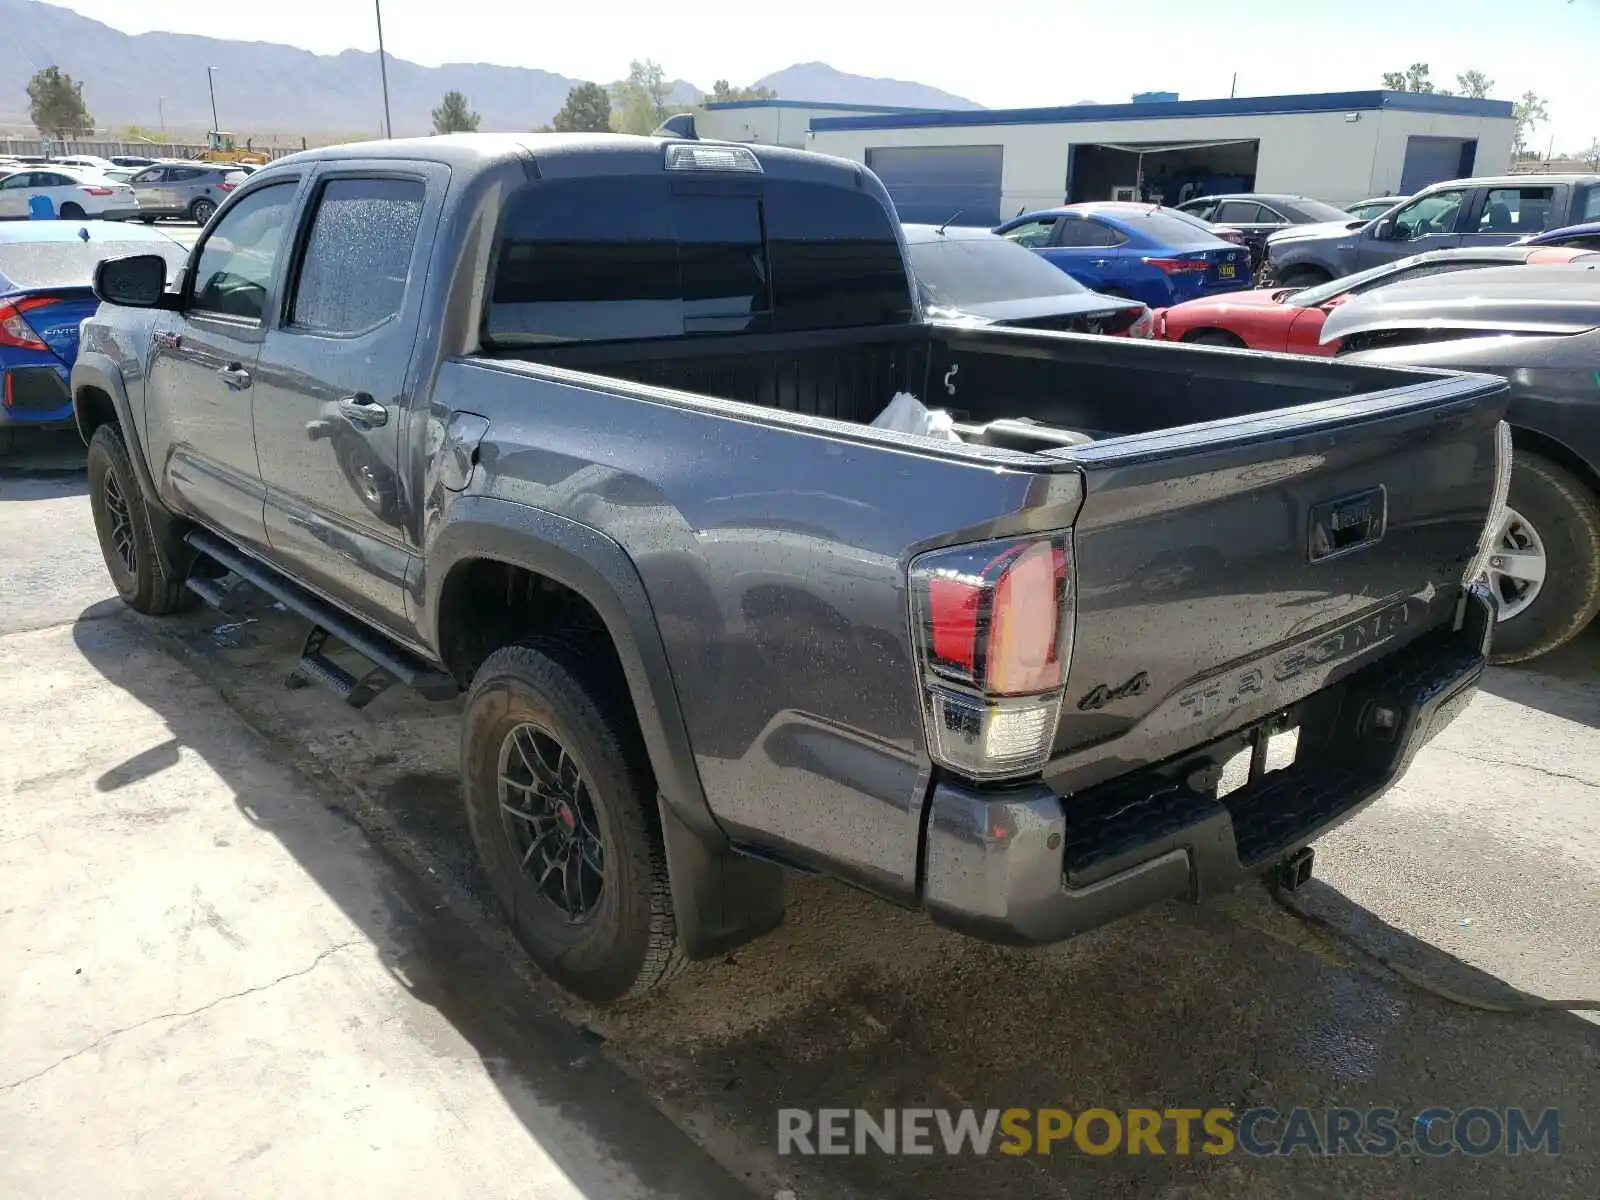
0;220;188;453
0;155;247;224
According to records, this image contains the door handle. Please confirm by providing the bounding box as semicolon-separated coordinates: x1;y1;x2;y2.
338;393;389;428
218;363;251;389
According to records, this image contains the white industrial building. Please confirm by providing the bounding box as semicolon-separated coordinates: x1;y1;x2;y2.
696;92;1515;225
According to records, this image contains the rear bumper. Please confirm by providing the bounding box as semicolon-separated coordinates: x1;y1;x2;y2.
920;585;1494;945
1;365;73;425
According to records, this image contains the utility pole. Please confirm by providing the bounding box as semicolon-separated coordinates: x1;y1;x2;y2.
375;0;393;139
206;66;220;134
158;96;165;134
1230;72;1237;99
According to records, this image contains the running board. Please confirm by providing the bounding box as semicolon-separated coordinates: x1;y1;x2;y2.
182;529;460;706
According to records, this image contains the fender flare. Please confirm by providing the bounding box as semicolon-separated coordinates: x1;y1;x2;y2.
424;496;785;959
71;352;194;574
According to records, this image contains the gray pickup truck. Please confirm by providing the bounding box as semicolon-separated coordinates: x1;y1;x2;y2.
1263;173;1600;286
74;132;1508;1003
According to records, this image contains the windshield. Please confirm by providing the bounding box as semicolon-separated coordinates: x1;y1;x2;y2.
1287;198;1359;223
0;239;189;290
909;235;1088;305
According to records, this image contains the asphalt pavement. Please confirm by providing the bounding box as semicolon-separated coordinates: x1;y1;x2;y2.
2;431;1597;1198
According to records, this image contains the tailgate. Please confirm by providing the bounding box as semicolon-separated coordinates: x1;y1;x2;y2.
1046;372;1508;790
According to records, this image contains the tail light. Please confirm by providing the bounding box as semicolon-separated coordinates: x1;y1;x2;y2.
81;186;114;196
218;181;237;191
0;297;52;350
910;534;1075;780
1142;257;1210;274
1463;421;1514;589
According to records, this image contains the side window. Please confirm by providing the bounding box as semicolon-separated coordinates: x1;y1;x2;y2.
131;168;163;184
1478;186;1556;234
0;174;30;190
1182;199;1220;221
188;181;298;322
1256;205;1291;225
1215;201;1262;223
1580;186;1600;223
1056;218;1125;248
35;173;71;187
289;177;424;335
170;167;204;182
1392;191;1465;239
1000;218;1058;248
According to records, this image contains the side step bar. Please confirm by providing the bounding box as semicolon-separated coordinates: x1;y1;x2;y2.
183;529;460;708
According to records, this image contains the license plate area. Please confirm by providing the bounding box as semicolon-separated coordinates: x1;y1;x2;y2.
1218;263;1236;279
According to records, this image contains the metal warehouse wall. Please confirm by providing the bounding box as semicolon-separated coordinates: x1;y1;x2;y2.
809;108;1514;210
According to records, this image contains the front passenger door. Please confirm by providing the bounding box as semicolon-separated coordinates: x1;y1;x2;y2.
142;178;302;551
1355;189;1467;267
252;168;440;632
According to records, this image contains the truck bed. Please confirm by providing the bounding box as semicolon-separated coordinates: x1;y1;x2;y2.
504;321;1422;450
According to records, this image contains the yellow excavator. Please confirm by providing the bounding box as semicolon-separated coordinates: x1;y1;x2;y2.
198;131;268;168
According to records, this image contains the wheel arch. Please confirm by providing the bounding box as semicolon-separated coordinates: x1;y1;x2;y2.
1510;425;1600;500
426;497;785;960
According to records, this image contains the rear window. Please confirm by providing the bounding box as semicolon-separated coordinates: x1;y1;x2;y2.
1124;211;1230;245
0;238;188;290
486;176;912;345
909;235;1087;306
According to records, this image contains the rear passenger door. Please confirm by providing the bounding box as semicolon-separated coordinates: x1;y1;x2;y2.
251;164;444;634
1042;215;1127;290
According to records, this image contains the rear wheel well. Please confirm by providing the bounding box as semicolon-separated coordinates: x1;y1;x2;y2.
436;559;630;698
75;385;119;444
1182;329;1247;348
1511;426;1600;500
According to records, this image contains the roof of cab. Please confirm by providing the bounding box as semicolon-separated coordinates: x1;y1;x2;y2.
260;132;871;187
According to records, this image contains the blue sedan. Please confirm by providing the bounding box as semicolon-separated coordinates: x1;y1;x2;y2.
0;221;187;454
994;203;1253;309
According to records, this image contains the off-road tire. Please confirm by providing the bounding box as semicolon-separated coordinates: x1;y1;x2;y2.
461;641;685;1003
1274;265;1332;287
1489;452;1600;664
86;424;196;616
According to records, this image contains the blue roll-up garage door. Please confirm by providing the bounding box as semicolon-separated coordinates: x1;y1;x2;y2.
1400;136;1478;195
865;145;1003;226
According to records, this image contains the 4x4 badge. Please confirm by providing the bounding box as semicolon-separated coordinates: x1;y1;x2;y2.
1077;671;1151;712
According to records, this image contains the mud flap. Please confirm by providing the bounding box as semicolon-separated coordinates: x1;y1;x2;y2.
658;796;786;960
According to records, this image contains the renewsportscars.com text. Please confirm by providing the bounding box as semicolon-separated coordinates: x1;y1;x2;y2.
777;1106;1559;1157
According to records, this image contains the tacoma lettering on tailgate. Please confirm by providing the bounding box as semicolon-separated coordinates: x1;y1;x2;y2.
1176;601;1412;721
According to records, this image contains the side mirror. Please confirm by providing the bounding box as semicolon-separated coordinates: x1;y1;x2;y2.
1371;218;1395;241
94;254;174;309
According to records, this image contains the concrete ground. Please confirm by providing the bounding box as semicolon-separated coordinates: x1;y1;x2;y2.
0;444;756;1198
3;431;1598;1198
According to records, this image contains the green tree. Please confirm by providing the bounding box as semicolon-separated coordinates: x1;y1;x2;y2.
611;59;689;134
431;90;480;134
1381;63;1435;93
1513;90;1550;154
1454;69;1494;99
27;66;94;138
553;82;612;132
708;80;777;103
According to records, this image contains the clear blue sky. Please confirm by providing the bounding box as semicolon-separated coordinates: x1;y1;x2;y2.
45;0;1600;151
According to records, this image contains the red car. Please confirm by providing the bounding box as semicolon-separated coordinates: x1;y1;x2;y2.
1155;245;1594;355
